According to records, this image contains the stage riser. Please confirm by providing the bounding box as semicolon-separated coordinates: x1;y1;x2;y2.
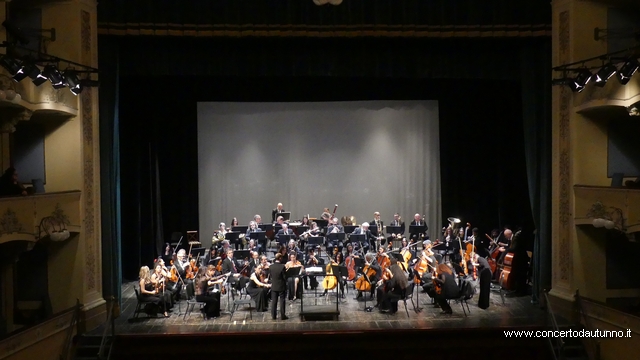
111;328;551;359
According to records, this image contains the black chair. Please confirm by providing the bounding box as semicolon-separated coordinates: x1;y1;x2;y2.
133;284;157;318
447;279;473;317
183;283;206;320
391;285;415;318
231;283;255;320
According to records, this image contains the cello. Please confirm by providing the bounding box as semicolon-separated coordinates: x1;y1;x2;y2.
499;230;521;291
485;233;500;274
322;259;338;292
355;259;376;292
457;234;468;276
345;254;356;281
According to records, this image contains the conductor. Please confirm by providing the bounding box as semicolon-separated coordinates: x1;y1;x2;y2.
269;253;288;320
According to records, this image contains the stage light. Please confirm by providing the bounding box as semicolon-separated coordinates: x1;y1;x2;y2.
0;56;22;77
20;63;48;86
617;58;639;85
43;65;65;89
593;63;617;87
63;70;82;95
569;69;592;93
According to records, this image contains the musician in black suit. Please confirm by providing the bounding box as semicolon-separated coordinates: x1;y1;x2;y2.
276;223;296;246
371;211;384;238
248;251;261;274
474;228;491;258
272;203;285;223
352;222;374;253
326;217;344;254
245;220;263;253
409;213;428;242
269;253;288;320
387;213;406;247
304;248;320;290
222;249;248;291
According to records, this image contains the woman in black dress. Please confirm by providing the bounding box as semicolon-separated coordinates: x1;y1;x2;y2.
138;266;167;317
247;264;271;312
432;263;459;314
376;259;409;314
195;265;223;319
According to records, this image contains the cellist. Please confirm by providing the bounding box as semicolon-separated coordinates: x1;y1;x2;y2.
355;253;381;300
418;240;438;293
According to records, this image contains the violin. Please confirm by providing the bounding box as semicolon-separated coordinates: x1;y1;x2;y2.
190;258;199;275
169;262;179;283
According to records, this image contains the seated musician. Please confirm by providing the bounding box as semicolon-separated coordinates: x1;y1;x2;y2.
150;263;173;314
276;245;288;260
260;255;271;271
399;238;416;262
326;217;344;254
376;258;409;314
203;246;219;267
334;252;347;298
214;222;227;243
247;265;271;312
304;247;320;290
154;257;181;301
418;241;439;293
301;221;322;251
196;266;223;319
222;249;249;293
432;263;459;314
174;249;194;295
320;208;332;221
218;240;231;258
285;252;304;301
247;239;260;255
409;213;428;242
352;222;374;253
276;223;296;247
248;250;261;273
245;221;263;253
387;213;406;248
254;214;263;226
355;253;381;299
138;266;168;317
497;229;513;264
272;202;285;223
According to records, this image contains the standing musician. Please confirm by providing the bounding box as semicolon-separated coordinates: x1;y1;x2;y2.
432;263;459;314
355;253;381;300
285;252;304;301
388;213;406;248
222;249;249;293
247;264;271;312
352;222;375;253
304;247;320;290
472;253;491;277
272;202;285;223
326;217;344;254
269;253;288;320
196;266;223;319
474;227;491;258
254;214;263;226
409;213;429;242
371;211;384;243
138;266;168;317
375;258;409;314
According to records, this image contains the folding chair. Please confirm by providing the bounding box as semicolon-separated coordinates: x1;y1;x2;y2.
183;282;206;320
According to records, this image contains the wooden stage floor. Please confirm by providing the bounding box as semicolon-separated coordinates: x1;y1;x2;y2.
93;279;547;335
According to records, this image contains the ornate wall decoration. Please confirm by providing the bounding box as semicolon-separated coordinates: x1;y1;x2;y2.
0;208;23;234
81;87;93;146
82;86;96;290
86;243;96;290
559;11;569;57
81;10;91;54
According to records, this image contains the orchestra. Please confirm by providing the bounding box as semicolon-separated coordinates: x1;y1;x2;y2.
139;210;530;320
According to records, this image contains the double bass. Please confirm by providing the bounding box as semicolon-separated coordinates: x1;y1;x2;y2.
499;230;521;291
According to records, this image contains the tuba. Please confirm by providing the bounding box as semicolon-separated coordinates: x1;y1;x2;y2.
447;217;462;236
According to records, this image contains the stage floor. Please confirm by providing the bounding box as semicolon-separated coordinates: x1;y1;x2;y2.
95;280;547;335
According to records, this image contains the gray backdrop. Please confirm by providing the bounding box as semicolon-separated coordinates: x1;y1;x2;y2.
197;101;441;248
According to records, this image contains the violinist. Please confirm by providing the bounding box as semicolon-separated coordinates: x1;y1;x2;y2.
247;239;260;256
260;255;271;270
222;249;248;293
355;253;381;300
195;266;222;319
304;247;320;290
150;263;173;315
154;257;181;301
247;265;271;312
432;263;458;314
285;252;304;301
203;246;220;267
138;266;167;317
375;258;408;314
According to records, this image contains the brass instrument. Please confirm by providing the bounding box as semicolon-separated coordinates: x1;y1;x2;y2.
341;216;356;226
447;217;462;236
212;231;225;244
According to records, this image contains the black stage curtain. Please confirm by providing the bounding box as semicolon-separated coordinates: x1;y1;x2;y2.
117;76;536;280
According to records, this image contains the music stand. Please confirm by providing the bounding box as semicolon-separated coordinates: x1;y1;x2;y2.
349;234;366;250
308;236;324;249
225;232;241;246
344;225;358;234
232;226;249;234
190;247;206;259
409;225;427;237
249;231;267;250
234;250;251;261
277;234;294;247
285;266;302;279
280;212;291;221
314;219;329;228
331;265;349;300
295;226;309;236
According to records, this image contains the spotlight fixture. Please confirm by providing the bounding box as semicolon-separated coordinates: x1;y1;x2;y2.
569;69;592;93
593;63;617;87
42;65;65;89
617;58;639;85
63;70;82;95
0;56;22;76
